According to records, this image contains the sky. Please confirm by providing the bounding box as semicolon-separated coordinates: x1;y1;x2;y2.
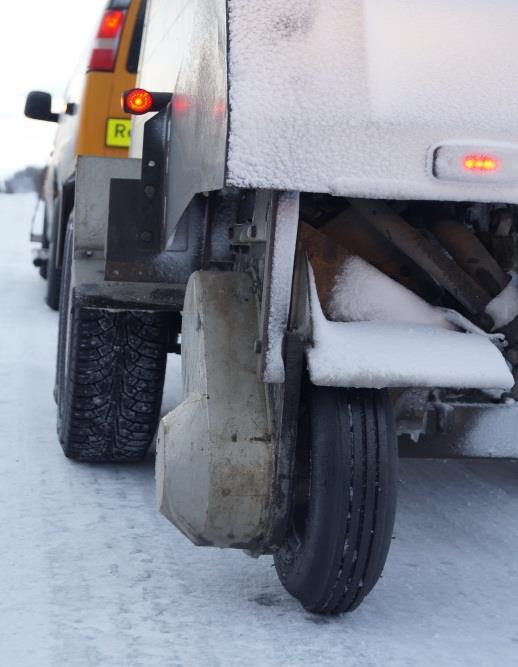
0;0;107;178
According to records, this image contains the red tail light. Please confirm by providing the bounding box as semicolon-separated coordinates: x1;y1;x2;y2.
122;89;172;115
123;89;154;115
98;10;125;39
88;9;126;72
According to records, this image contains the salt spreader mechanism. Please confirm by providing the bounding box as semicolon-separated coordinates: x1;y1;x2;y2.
60;0;518;614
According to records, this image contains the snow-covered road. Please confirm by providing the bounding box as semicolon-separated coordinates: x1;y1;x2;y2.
1;194;517;667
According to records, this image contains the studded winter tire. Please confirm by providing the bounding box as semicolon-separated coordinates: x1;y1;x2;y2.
56;223;168;462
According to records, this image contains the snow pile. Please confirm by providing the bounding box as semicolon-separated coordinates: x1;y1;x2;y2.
328;254;454;330
307;270;513;390
227;0;518;204
485;272;518;329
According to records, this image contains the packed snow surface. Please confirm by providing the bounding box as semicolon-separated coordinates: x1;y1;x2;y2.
1;194;518;666
227;0;518;204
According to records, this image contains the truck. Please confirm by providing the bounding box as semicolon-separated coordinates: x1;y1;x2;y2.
53;0;518;614
25;0;148;310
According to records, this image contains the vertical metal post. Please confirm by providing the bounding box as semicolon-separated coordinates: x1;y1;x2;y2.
259;191;300;384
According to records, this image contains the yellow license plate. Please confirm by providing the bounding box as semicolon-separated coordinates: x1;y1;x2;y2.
106;118;132;148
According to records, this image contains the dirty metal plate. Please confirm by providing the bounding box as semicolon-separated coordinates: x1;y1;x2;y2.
105;178;158;283
105;178;169;283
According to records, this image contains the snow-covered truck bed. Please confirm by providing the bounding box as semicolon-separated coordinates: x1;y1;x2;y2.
133;0;518;239
227;1;518;202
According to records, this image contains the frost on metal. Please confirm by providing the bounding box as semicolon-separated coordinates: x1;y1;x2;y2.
262;192;299;384
227;0;518;203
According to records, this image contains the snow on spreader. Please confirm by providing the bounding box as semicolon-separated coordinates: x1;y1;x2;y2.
55;0;518;615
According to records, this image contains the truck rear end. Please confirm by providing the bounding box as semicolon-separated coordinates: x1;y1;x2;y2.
61;0;518;615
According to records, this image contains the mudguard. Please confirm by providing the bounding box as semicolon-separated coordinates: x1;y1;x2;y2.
156;272;273;549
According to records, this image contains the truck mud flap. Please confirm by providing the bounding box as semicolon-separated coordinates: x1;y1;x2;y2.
156;271;273;550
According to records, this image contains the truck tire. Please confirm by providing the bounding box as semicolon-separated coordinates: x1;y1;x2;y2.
46;207;62;311
274;384;397;615
56;224;168;462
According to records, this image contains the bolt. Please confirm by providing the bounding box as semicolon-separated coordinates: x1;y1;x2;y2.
140;231;153;243
144;185;155;198
147;160;156;168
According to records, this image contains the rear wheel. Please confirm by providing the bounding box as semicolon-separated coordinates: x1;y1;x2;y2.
274;383;397;615
56;223;169;462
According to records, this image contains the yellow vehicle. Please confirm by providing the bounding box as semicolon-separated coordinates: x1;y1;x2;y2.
25;0;146;309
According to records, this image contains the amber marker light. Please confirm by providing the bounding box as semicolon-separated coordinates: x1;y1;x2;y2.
122;88;154;115
463;155;499;172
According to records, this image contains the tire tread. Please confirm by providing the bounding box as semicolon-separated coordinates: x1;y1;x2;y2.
274;385;397;615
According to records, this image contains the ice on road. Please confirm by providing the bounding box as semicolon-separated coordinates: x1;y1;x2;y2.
1;194;517;667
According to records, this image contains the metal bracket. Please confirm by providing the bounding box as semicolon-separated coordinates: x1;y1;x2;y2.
257;191;300;384
230;223;264;245
105;106;181;283
104;106;170;279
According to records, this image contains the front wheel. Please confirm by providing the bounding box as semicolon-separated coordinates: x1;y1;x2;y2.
274;384;397;615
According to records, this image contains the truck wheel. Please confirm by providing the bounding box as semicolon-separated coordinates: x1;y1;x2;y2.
56;224;168;462
274;384;397;615
46;207;62;311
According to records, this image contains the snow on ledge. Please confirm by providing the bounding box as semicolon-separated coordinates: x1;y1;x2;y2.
485;272;518;330
307;273;514;391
